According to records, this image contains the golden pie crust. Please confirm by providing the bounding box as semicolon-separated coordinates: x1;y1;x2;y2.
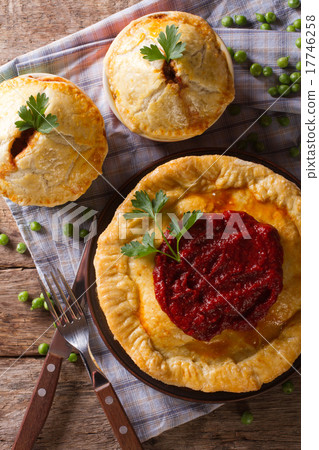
94;155;301;392
103;11;234;141
0;74;108;206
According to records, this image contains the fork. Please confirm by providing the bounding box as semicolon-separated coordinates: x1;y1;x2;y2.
41;269;142;450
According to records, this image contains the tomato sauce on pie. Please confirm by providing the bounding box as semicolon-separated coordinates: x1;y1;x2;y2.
153;211;283;341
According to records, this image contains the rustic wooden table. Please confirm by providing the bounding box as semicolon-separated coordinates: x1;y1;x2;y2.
0;1;300;449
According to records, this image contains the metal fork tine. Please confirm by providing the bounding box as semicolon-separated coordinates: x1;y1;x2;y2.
50;271;77;321
47;273;70;323
39;278;60;324
57;268;83;317
43;274;65;319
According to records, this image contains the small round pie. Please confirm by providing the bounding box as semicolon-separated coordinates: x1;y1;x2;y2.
103;11;234;141
94;155;301;393
0;74;108;206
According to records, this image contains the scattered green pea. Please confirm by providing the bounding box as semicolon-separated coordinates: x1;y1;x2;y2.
277;56;290;68
44;300;54;311
255;13;266;23
296;61;301;71
241;411;254;425
0;233;9;246
268;86;279;97
68;352;78;363
289;146;300;157
260;23;271;30
16;242;27;254
30;221;41;232
40;292;52;300
286;25;296;32
18;291;29;303
277;116;290;126
265;12;276;23
53;322;57;329
221;16;233;28
246;132;258;142
263;66;273;77
291;83;301;93
63;223;73;238
259;115;272;127
279;73;291;85
79;229;90;239
250;63;263;77
236;140;247;151
31;297;44;310
282;380;295;393
227;47;234;58
278;84;291;96
234;50;247;63
38;343;49;356
288;0;300;8
293;18;301;29
235;15;247;26
290;72;301;83
295;38;301;49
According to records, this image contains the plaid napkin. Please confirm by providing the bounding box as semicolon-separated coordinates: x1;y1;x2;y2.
0;0;300;442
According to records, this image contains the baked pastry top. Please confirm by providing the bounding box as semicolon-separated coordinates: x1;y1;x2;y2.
94;155;301;393
0;74;108;206
104;11;234;141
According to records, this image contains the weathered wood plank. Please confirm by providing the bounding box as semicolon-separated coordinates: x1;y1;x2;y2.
0;357;300;450
0;268;54;356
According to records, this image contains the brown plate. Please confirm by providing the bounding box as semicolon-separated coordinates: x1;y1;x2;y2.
78;148;301;403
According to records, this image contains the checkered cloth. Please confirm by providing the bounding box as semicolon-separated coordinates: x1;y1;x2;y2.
0;0;300;442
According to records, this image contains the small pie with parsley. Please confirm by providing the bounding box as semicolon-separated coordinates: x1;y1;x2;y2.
94;155;301;393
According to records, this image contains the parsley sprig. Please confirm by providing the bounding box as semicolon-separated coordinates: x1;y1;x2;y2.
140;25;186;63
15;93;59;134
121;190;202;262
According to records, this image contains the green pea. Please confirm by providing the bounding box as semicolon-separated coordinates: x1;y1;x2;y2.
277;116;290;126
234;50;247;63
31;297;44;310
44;299;54;311
63;223;73;238
221;16;233;27
0;233;9;246
289;146;300;157
268;86;279;97
241;411;254;425
254;141;265;153
255;13;265;23
18;291;29;302
295;38;301;49
38;343;49;356
278;84;291;96
79;229;90;239
246;132;258;142
259;115;272;127
293;19;301;29
291;83;301;93
290;72;301;83
265;12;276;23
68;352;78;363
236;140;247;151
260;23;271;30
296;61;301;71
16;242;27;254
53;322;57;329
288;0;300;8
40;292;52;300
282;380;295;393
227;47;234;58
263;66;273;77
250;63;263;77
30;221;41;231
235;15;247;26
277;56;290;68
286;25;296;32
278;73;291;85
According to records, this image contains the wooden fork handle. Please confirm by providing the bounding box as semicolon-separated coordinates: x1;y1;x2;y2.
93;371;142;450
12;353;63;450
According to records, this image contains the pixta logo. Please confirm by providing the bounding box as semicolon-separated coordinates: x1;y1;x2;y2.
52;203;98;249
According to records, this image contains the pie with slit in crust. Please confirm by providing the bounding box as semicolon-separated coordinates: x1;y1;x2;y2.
0;74;108;206
94;155;301;393
103;11;234;142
